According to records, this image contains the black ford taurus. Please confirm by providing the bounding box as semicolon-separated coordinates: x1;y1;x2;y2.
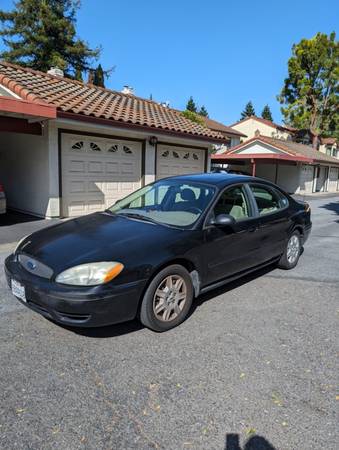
5;173;312;332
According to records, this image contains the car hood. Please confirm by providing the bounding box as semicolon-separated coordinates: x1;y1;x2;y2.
18;212;184;273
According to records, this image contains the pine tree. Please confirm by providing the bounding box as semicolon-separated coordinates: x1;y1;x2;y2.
186;96;197;113
75;66;83;82
0;0;100;78
240;101;256;119
199;106;209;117
93;64;105;87
261;105;273;121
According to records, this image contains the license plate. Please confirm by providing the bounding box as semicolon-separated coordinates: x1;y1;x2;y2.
11;279;26;302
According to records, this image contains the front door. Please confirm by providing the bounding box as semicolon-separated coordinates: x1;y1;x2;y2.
202;184;262;286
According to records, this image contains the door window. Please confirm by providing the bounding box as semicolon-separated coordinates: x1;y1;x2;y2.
213;185;251;221
250;185;285;215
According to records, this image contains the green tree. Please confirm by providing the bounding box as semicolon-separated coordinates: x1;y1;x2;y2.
181;110;205;126
186;96;197;112
261;105;273;121
199;105;209;117
0;0;100;78
93;63;105;87
240;101;255;119
278;32;339;146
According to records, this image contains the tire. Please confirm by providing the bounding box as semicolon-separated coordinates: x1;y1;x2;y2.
277;230;302;270
139;264;194;332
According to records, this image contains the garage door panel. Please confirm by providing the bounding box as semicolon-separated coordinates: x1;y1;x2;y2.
62;134;142;217
156;145;206;180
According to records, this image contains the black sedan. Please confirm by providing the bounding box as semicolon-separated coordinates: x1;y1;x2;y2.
5;173;312;332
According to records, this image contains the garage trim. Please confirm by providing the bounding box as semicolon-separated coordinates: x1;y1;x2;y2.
57;129;146;217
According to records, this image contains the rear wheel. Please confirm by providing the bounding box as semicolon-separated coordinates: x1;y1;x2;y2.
139;264;193;332
278;230;301;270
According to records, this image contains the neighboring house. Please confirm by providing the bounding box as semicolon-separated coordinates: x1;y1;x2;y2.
230;116;296;142
0;62;228;218
319;137;338;158
200;116;246;152
212;135;339;194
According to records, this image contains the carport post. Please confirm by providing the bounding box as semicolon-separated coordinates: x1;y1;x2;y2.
251;158;256;177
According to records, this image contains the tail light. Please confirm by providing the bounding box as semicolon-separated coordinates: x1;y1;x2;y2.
304;202;310;213
0;184;4;193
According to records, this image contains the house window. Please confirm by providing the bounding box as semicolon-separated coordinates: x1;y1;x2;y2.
71;141;84;150
108;144;118;153
90;142;101;152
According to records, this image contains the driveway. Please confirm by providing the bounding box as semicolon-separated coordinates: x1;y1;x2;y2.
0;197;338;450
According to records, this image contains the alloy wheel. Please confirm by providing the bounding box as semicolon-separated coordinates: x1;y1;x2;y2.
153;275;187;322
287;235;300;264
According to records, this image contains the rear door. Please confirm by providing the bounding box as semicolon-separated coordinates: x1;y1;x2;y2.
248;183;290;261
202;184;262;285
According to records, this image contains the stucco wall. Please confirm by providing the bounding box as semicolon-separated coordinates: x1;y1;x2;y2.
232;118;293;141
0;130;50;216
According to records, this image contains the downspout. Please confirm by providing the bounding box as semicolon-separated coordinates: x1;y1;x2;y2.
251;158;256;177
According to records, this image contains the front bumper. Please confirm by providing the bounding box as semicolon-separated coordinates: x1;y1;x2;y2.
5;254;147;327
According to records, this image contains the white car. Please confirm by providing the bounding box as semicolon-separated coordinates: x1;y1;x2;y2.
0;183;6;214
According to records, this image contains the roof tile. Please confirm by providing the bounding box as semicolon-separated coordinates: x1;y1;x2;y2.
0;62;227;142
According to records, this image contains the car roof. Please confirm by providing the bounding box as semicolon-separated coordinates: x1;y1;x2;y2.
160;172;256;187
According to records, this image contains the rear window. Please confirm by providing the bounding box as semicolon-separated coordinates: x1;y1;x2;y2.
250;185;288;215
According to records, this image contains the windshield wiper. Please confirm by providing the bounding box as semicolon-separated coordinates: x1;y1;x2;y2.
116;212;158;224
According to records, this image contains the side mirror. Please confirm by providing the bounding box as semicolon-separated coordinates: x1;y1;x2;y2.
213;214;236;228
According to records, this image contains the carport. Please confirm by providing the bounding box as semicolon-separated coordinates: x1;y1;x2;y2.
0;95;56;216
212;135;339;194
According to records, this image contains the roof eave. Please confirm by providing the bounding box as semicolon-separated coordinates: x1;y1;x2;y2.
57;111;229;145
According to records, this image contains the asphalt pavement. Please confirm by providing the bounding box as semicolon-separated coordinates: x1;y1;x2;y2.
0;196;338;450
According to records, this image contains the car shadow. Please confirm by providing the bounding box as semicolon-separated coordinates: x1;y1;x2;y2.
225;433;276;450
319;201;339;215
0;210;42;226
189;263;277;318
64;263;277;339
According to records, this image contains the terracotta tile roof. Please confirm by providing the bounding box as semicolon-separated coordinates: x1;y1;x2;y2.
230;115;296;133
213;135;339;165
0;61;227;143
200;116;247;137
320;137;337;145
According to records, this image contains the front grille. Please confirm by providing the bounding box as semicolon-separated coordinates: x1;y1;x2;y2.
18;254;53;279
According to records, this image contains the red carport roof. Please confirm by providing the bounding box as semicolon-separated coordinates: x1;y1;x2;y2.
212;135;339;166
0;95;56;120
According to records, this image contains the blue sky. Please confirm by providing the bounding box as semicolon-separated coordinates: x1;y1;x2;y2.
1;0;338;125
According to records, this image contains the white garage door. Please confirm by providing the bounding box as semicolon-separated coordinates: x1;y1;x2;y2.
62;134;142;217
328;167;339;192
300;165;314;193
156;144;206;180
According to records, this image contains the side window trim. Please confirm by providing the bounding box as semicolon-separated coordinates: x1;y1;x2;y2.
249;183;289;217
204;183;255;228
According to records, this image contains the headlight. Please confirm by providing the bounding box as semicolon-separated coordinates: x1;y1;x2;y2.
55;262;124;286
14;235;29;254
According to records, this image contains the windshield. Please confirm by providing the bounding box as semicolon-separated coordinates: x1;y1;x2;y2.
108;180;216;228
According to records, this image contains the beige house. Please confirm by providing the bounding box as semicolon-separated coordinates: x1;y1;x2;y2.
319;137;338;158
0;62;229;218
230;116;295;142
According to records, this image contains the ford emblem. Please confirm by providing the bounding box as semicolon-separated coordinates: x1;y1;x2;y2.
27;260;37;270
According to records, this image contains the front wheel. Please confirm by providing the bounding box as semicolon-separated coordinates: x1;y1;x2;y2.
139;264;194;332
278;230;302;270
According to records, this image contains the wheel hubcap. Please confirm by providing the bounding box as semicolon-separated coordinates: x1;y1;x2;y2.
287;235;300;264
153;275;187;322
